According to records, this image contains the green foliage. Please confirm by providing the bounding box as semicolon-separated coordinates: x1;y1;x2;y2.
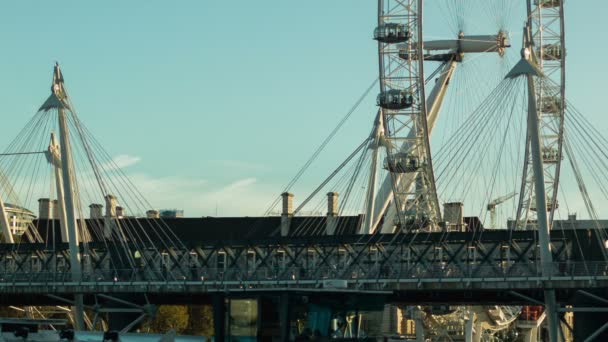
185;305;213;336
144;304;214;336
146;306;190;334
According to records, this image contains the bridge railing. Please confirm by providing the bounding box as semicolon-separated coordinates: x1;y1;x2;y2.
0;261;606;287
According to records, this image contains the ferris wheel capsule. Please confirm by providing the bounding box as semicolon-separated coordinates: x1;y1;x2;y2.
377;90;414;110
535;0;562;8
542;147;561;164
373;23;411;43
540;44;563;60
384;153;420;173
540;96;563;114
529;197;559;211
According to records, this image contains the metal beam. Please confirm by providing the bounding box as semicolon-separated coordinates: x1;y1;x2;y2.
578;290;608;306
584;321;608;342
508;291;544;306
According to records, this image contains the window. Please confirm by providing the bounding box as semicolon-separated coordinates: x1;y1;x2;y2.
337;248;347;269
217;251;226;270
246;250;256;271
466;246;477;264
275;250;286;270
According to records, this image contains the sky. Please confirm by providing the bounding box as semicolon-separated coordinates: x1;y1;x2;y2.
0;1;605;217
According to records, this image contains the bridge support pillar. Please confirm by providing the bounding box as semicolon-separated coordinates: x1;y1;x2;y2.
279;293;290;341
414;308;425;342
522;327;539;342
464;311;474;342
212;295;226;341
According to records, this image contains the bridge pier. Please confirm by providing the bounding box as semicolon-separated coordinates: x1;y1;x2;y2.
212;295;226;341
279;293;290;341
522;326;539;342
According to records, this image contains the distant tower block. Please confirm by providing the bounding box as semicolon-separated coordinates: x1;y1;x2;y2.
38;198;54;219
281;192;294;237
443;202;464;232
326;192;339;235
105;194;117;218
116;206;125;217
89;203;103;219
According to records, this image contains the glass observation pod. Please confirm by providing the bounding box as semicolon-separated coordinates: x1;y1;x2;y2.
542;147;561;164
541;96;563;114
529;197;558;212
384;153;420;173
540;44;563;61
398;214;431;231
535;0;561;8
377;90;414;110
373;23;411;43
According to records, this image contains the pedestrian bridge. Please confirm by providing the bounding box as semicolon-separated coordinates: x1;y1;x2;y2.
0;228;605;305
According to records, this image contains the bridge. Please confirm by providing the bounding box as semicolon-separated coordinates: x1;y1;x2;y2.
0;1;606;341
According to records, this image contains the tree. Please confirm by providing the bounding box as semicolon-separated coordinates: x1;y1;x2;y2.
146;306;189;334
186;305;213;336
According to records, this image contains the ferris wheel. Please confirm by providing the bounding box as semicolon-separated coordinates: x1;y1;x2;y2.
372;0;565;234
372;0;566;339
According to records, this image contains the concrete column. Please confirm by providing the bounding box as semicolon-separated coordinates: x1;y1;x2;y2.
212;295;226;341
281;192;293;237
522;327;539;342
465;312;474;342
414;308;425;342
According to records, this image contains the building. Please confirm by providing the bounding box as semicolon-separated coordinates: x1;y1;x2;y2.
5;203;36;236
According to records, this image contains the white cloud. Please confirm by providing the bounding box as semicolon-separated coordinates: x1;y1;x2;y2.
103;154;142;170
126;173;274;217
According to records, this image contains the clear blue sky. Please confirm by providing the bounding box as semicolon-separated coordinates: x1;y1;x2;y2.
0;1;603;216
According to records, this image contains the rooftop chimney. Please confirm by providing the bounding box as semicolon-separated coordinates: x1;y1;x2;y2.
443;202;464;232
105;195;117;218
89;203;103;219
281;192;294;216
281;192;294;236
38;198;54;219
146;210;160;219
326;192;339;235
52;200;60;220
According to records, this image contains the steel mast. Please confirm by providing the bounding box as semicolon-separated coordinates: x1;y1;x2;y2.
505;41;559;342
40;63;85;330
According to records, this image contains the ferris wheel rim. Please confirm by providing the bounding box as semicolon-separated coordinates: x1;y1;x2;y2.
516;0;566;227
375;0;441;231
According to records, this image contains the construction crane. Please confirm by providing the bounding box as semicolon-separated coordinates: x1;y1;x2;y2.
487;192;517;229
